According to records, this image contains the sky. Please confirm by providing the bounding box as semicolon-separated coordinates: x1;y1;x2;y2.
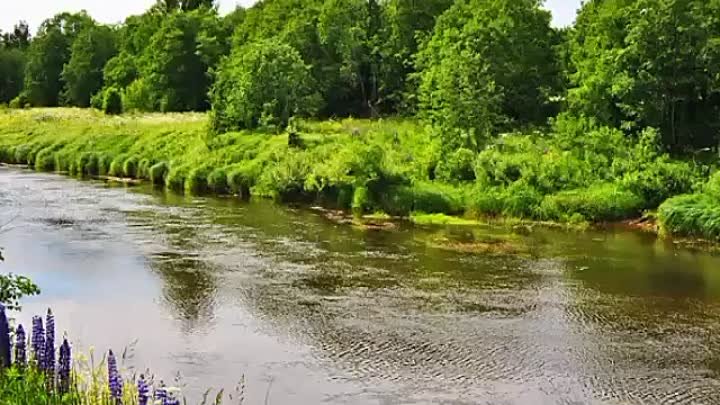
0;0;583;33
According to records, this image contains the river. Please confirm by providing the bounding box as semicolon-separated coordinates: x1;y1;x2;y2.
0;167;719;405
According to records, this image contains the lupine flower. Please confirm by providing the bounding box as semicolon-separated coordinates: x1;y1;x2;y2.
58;339;71;394
31;316;45;368
164;387;181;405
14;324;26;367
137;375;150;405
154;382;167;405
108;350;123;401
45;309;55;376
0;304;10;369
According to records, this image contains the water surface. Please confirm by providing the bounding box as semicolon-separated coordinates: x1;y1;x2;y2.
1;167;719;405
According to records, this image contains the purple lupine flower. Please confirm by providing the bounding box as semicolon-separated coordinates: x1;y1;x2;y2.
45;309;55;376
14;324;26;367
155;382;167;405
0;304;10;369
31;316;45;368
58;339;71;394
107;350;123;401
137;375;150;405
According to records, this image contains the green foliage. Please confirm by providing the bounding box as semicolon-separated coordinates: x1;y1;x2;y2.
0;270;40;311
0;48;26;104
122;156;138;178
435;148;476;183
659;194;720;241
149;162;169;185
62;25;118;107
210;40;319;132
538;183;644;222
102;87;123;115
207;168;229;193
569;0;720;150
416;0;560;150
23;12;95;107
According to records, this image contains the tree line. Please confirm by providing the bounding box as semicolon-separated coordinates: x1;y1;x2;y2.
1;0;720;153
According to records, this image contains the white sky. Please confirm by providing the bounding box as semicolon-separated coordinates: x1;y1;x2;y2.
0;0;582;33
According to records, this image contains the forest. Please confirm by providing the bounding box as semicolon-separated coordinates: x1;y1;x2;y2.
1;0;720;240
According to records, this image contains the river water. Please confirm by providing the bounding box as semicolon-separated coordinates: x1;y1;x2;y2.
1;167;719;405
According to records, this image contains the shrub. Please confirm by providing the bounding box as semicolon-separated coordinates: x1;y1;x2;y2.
122;156;138;178
379;182;465;216
97;154;113;175
227;162;260;198
76;152;99;176
658;194;720;240
435;148;476;183
352;186;371;215
149;162;169;185
122;79;154;112
137;158;152;179
621;159;697;207
539;183;644;222
13;145;31;164
34;148;56;171
207;168;229;194
108;156;126;177
210;39;320;132
89;92;103;110
185;166;212;194
8;94;28;109
166;166;190;192
103;87;123;115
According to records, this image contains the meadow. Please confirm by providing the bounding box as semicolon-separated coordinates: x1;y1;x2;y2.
0;108;705;232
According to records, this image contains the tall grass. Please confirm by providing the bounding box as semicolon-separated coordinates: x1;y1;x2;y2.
0;108;701;225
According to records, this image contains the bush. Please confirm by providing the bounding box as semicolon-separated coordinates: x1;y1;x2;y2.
103;87;123;115
227;162;260;198
90;92;103;110
658;194;720;240
122;156;138;178
185;166;212;194
352;186;371;215
34;148;56;171
97;154;113;175
122;79;154;112
108;156;126;177
8;94;28;109
379;182;465;216
76;152;99;176
137;158;152;179
210;39;320;132
207;168;229;194
621;159;697;207
149;162;168;185
166;165;190;192
435;148;476;183
539;183;644;222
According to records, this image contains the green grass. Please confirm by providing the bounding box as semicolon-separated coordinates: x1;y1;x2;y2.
0;108;702;228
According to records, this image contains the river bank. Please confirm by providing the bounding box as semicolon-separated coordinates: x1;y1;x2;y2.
0;108;713;239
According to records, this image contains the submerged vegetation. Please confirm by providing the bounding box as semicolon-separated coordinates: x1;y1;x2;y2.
1;0;720;238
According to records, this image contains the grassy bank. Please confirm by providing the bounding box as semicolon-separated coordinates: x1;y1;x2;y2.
0;109;703;227
658;172;720;241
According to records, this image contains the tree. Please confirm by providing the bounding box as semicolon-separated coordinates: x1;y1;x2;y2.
416;0;560;150
22;12;94;106
62;25;118;107
1;21;31;49
377;0;454;113
138;9;223;111
570;0;720;150
210;39;319;132
0;49;26;104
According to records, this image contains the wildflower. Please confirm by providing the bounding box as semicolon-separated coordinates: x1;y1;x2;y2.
165;387;182;405
14;324;26;367
45;309;55;375
154;381;167;405
58;339;71;394
31;316;45;368
0;304;10;369
138;375;150;405
108;350;124;401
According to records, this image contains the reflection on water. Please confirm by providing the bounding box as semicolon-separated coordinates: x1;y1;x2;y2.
1;167;720;404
